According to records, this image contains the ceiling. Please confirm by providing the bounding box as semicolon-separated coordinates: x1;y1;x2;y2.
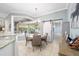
0;3;68;18
14;17;32;22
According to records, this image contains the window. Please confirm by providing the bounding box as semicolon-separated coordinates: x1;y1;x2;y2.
17;22;40;33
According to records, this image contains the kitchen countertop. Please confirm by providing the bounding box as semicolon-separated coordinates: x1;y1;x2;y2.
0;33;16;37
0;39;15;49
0;32;16;49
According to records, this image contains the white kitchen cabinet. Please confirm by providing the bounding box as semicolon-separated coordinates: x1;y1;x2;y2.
0;41;15;56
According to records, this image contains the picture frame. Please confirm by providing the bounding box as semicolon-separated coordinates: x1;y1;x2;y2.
71;16;79;28
71;3;79;28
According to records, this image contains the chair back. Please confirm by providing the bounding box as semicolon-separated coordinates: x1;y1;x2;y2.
42;33;48;40
32;34;41;46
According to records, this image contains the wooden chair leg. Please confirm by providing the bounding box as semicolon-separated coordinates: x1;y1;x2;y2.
45;40;47;45
33;47;34;51
25;41;27;46
40;46;41;51
46;41;47;45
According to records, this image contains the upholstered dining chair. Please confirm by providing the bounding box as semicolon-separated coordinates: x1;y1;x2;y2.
41;33;48;45
32;34;42;51
25;36;28;45
25;31;32;46
25;31;31;46
25;31;28;45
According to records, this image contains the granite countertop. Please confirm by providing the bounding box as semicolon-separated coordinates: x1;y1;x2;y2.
0;33;16;37
0;32;16;49
0;39;15;49
0;33;16;49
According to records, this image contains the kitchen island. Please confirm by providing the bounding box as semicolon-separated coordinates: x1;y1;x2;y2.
0;33;16;56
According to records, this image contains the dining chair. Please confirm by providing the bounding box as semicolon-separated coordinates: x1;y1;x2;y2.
32;34;42;51
41;33;48;45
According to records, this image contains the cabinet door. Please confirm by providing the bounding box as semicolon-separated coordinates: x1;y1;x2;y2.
0;42;15;56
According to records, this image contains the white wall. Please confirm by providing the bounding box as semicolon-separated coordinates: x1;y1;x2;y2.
43;21;52;42
0;13;8;18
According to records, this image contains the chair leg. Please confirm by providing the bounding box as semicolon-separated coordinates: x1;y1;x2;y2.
45;40;47;45
46;41;48;45
25;41;27;46
33;47;34;51
40;46;41;51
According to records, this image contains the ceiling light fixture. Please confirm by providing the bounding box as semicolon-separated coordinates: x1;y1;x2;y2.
34;8;41;23
35;8;37;17
34;8;38;22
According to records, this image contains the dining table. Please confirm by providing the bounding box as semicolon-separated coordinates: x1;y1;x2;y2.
26;34;47;45
26;34;45;41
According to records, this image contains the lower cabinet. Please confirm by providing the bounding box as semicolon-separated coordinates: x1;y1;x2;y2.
0;42;15;56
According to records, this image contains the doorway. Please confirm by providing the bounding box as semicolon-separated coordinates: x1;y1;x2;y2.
52;20;62;40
